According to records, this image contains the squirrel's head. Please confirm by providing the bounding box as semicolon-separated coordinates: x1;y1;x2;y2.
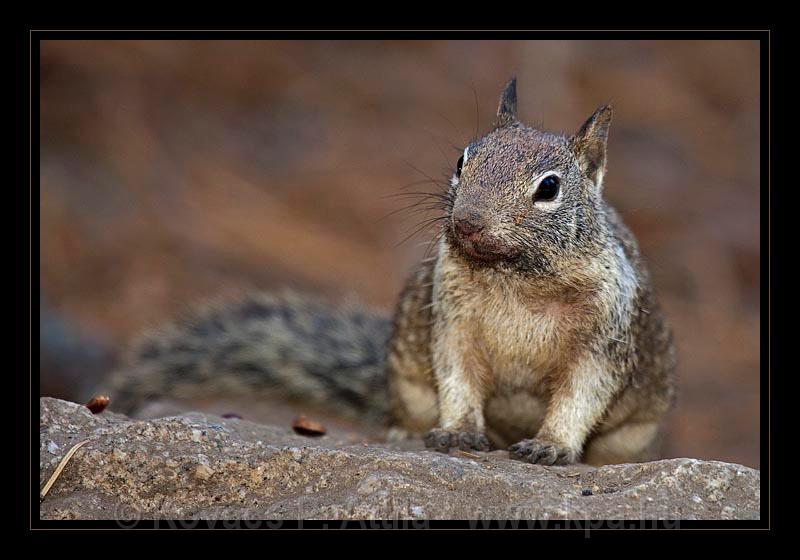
446;77;613;275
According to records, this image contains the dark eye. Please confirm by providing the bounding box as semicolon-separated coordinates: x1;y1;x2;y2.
456;155;464;177
534;175;560;201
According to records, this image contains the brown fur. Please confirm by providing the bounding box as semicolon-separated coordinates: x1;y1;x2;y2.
386;78;676;466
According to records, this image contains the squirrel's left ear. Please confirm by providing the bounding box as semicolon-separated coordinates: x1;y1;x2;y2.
570;105;613;189
495;76;518;127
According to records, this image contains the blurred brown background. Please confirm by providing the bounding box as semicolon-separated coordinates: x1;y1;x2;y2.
39;40;761;468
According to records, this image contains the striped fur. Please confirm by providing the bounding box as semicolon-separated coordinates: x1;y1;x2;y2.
105;292;391;420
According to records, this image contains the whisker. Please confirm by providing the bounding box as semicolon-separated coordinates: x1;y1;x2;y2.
395;216;448;248
384;191;449;201
377;201;446;223
435;111;467;146
421;126;458;168
389;179;444;193
472;85;480;143
423;227;447;260
403;160;445;187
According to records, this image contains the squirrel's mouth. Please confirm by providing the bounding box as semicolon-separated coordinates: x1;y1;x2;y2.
452;232;520;264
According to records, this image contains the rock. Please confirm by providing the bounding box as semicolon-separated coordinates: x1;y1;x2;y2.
38;398;760;520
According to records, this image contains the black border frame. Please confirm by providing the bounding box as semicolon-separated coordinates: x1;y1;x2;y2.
20;26;772;536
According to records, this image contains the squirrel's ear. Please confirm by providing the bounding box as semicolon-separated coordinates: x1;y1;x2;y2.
495;76;518;127
570;105;613;188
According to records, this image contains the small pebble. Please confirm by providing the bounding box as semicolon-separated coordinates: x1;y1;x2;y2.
47;441;59;454
194;464;215;480
112;448;128;461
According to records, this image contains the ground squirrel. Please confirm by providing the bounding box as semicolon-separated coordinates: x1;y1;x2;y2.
105;78;676;466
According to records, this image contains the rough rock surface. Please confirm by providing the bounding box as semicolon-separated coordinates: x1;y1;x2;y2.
39;398;760;521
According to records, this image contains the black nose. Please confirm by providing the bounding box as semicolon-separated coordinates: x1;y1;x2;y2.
454;212;485;238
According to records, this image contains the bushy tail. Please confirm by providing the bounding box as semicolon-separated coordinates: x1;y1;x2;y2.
103;292;392;421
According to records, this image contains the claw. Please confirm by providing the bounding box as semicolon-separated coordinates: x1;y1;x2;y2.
508;438;578;466
424;428;491;453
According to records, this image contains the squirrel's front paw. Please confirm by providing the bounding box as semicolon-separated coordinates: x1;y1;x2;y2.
508;438;578;466
424;428;490;453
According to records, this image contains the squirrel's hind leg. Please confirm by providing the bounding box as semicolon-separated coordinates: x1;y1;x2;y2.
581;421;660;466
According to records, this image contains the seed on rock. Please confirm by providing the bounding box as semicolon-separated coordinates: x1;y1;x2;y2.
86;395;110;414
292;415;326;437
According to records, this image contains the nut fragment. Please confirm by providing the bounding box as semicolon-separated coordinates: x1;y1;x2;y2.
291;415;327;437
85;395;110;414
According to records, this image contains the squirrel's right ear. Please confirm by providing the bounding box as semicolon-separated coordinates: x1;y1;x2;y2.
495;76;518;127
570;105;613;189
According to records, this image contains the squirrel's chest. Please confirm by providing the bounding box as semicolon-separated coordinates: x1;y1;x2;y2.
476;291;574;381
434;249;593;386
